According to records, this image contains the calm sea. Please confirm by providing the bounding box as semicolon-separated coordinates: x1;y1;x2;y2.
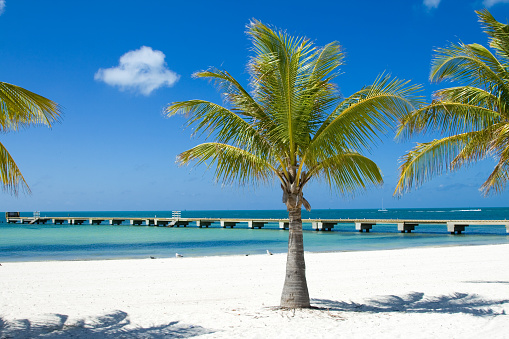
1;208;508;262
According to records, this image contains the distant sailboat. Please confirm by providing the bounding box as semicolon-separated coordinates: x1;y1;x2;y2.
378;199;388;212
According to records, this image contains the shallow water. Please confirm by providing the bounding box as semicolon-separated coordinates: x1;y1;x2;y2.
1;208;508;261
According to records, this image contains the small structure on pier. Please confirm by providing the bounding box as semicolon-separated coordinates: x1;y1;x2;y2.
312;221;336;231
355;222;374;233
4;214;509;235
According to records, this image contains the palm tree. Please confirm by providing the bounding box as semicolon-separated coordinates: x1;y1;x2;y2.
0;81;61;194
395;10;509;196
166;20;421;308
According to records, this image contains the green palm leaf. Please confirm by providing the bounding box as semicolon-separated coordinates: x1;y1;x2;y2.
477;9;509;63
482;161;509;195
308;152;383;195
178;142;276;186
0;82;61;194
165;100;270;156
483;124;509;194
193;68;267;121
431;43;509;92
396;100;503;138
397;10;509;196
0;141;30;194
0;82;61;131
310;74;422;158
396;133;475;196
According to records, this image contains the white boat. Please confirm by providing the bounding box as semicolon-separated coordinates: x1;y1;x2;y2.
378;199;388;212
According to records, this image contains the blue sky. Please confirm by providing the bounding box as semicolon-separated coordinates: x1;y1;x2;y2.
1;0;509;212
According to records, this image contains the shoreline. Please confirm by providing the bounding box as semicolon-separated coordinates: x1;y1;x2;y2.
3;207;508;264
2;240;509;264
1;244;508;338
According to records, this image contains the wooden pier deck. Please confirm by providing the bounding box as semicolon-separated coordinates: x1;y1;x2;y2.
4;215;509;234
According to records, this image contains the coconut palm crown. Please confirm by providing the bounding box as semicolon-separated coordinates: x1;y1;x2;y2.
395;9;509;196
166;20;422;308
0;82;61;194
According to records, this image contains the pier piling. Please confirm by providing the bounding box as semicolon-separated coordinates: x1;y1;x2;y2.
5;214;509;235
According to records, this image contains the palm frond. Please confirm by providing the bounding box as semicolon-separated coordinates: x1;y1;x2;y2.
396;100;503;139
308;152;383;196
309;42;344;84
397;10;509;197
477;9;509;63
452;124;501;167
430;43;509;101
490;122;509;152
247;20;343;163
395;132;484;196
434;86;507;115
310;74;422;158
248;20;312;161
192;68;268;121
0;141;30;195
481;159;509;196
0;82;61;132
177;142;276;186
481;124;509;195
165;100;270;156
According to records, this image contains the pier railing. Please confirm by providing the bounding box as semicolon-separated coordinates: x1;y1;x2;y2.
4;215;509;234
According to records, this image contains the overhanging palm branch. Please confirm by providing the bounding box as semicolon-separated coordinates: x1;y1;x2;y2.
310;74;423;158
482;161;509;194
0;141;29;194
395;131;495;196
483;124;509;194
178;142;276;186
396;9;509;196
308;152;383;195
0;81;61;194
431;43;509;99
0;82;61;131
396;100;503;138
478;9;509;63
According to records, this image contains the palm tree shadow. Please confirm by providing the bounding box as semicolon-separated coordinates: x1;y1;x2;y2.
312;292;508;317
0;310;214;338
464;280;509;285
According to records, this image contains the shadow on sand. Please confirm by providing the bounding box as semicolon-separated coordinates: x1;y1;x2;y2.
464;280;509;285
0;310;214;338
312;292;508;316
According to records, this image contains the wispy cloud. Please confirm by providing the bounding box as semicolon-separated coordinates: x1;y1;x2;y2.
483;0;509;7
423;0;441;9
437;182;477;191
94;46;179;96
0;0;6;15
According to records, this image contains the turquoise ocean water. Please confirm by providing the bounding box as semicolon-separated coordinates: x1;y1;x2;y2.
1;208;508;262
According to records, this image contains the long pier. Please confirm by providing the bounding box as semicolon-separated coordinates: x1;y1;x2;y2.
4;215;509;234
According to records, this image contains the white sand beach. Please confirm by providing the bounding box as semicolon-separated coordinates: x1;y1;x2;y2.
1;244;508;338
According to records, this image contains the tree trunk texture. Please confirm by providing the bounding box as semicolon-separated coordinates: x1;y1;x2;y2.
280;203;311;308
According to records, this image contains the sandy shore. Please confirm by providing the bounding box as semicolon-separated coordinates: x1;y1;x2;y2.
1;244;508;338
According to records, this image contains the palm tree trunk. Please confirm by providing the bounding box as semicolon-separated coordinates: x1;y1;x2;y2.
280;205;311;308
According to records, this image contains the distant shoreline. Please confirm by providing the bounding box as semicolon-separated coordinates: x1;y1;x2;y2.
2;241;509;264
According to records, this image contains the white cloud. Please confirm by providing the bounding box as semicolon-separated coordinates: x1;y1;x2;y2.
483;0;509;7
94;46;179;96
423;0;441;9
0;0;5;15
